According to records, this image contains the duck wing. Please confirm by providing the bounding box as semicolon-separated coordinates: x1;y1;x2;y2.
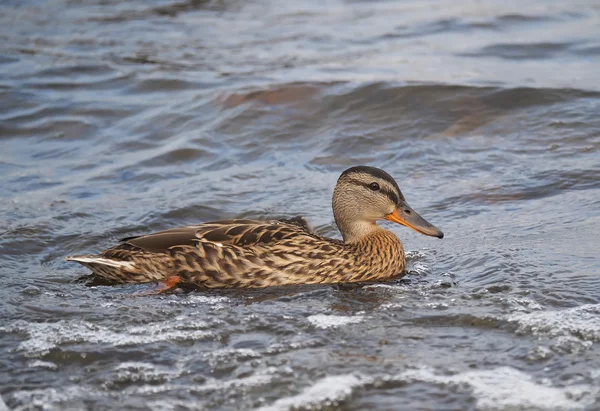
119;217;315;253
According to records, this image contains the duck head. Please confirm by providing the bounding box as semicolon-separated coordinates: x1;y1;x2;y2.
332;165;443;243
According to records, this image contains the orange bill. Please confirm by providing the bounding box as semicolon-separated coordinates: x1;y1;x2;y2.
385;202;444;239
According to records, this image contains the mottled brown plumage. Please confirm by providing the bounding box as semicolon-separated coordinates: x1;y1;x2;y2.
67;166;443;289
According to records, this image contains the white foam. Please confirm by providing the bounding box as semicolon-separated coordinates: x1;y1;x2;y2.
206;348;261;365
11;369;276;410
552;335;593;354
508;303;600;341
170;295;230;307
123;372;274;396
198;372;274;392
259;374;369;411
11;386;89;411
10;364;596;411
3;318;215;357
401;366;595;410
505;298;543;312
362;283;398;290
266;338;323;355
409;261;431;276
27;360;58;370
128;373;275;410
106;362;181;387
307;314;364;329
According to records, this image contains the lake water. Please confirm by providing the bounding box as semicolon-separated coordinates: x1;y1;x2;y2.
1;0;600;410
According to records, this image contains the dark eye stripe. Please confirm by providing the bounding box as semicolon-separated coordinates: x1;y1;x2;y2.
349;179;374;192
349;179;401;205
384;189;400;206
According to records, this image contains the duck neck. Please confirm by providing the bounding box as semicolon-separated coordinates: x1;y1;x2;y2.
336;218;382;244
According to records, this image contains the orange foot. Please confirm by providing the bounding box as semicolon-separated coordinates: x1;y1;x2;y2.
134;276;182;296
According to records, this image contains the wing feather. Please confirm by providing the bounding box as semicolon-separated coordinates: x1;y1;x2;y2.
119;217;315;253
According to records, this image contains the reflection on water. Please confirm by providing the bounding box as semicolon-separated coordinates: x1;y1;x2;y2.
1;0;600;409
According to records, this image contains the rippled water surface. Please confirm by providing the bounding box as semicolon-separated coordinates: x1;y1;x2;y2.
2;0;600;410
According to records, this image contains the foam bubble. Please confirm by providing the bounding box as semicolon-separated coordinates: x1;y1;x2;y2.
206;348;261;365
3;318;216;357
401;366;595;410
27;360;58;370
508;303;600;341
103;362;182;388
11;386;89;411
169;295;230;307
11;369;276;409
307;314;364;329
259;374;369;411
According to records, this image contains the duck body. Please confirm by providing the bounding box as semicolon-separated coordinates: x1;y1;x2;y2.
69;217;405;288
67;166;442;289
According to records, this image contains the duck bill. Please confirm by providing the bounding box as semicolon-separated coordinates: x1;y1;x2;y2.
385;202;444;239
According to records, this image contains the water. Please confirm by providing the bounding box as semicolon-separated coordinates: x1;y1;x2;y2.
1;0;600;409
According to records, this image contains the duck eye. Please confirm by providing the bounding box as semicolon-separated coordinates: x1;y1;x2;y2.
369;182;380;191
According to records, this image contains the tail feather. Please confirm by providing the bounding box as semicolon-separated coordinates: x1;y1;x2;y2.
66;255;136;269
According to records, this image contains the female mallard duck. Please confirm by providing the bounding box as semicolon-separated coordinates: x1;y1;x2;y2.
67;166;443;290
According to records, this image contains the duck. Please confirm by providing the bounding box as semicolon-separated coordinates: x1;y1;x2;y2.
67;166;443;290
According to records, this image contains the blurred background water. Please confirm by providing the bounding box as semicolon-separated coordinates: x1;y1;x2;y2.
1;0;600;410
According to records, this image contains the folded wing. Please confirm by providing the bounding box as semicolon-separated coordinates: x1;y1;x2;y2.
118;217;315;253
